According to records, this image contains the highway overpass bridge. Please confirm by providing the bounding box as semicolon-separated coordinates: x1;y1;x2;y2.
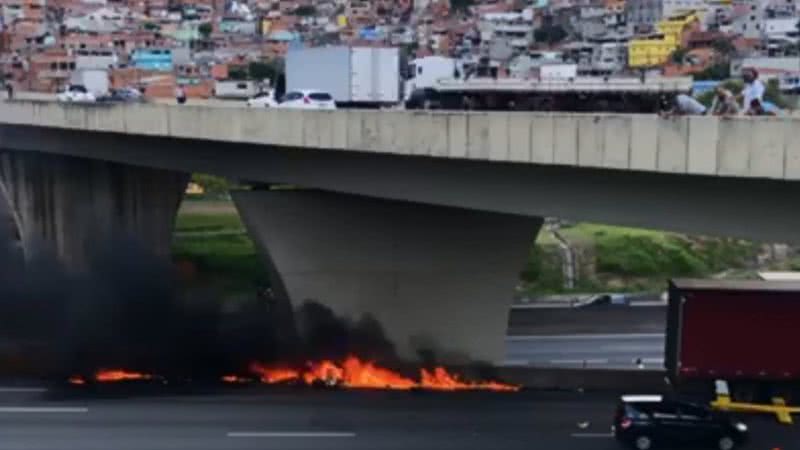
0;100;798;364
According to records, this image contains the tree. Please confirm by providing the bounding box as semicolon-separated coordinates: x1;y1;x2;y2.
670;47;688;64
190;174;230;196
198;22;213;39
693;62;730;81
228;68;247;80
451;0;475;14
248;61;283;82
765;78;788;108
142;22;160;31
711;38;735;57
294;5;317;16
534;25;567;45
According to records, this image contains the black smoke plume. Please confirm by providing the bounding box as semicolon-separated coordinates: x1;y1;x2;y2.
0;228;399;381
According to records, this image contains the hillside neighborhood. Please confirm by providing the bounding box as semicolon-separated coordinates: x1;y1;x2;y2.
0;0;797;101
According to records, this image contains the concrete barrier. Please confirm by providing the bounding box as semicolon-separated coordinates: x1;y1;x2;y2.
498;367;668;391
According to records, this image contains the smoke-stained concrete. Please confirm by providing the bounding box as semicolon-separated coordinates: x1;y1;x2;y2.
233;189;542;364
0;151;188;268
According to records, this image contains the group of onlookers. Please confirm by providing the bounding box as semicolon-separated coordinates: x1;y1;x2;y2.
665;69;779;117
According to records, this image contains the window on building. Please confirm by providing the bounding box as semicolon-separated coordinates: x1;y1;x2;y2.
50;62;57;70
69;62;75;70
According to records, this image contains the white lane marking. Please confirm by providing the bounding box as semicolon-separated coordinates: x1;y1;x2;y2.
571;432;614;438
0;407;87;413
0;387;47;393
227;432;356;438
507;333;663;341
549;359;610;365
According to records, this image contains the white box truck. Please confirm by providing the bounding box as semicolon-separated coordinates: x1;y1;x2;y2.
286;46;401;107
69;69;110;97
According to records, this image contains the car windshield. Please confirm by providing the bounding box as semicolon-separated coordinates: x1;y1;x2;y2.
308;92;333;101
282;92;303;101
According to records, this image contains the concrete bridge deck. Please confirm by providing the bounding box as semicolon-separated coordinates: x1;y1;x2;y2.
0;100;798;181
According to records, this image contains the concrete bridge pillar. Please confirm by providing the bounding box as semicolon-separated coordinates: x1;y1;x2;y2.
0;152;188;268
233;189;541;364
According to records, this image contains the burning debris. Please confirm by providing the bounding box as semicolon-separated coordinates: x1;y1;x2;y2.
240;356;519;392
68;369;156;385
0;230;519;393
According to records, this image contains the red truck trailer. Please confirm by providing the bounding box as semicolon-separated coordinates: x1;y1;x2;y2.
666;279;800;401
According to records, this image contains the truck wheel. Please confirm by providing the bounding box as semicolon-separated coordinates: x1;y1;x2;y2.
633;435;652;450
717;436;735;450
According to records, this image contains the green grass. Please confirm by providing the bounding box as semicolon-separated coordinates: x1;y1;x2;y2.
174;212;245;233
172;200;266;295
526;223;759;295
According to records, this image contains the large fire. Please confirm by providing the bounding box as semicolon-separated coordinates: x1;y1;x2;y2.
68;369;154;385
246;356;518;392
67;358;518;392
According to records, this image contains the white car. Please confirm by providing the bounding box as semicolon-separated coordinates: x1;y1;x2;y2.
246;91;278;108
275;90;336;110
57;84;96;103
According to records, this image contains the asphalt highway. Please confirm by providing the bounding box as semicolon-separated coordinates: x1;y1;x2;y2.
0;385;794;450
504;306;667;369
504;333;665;369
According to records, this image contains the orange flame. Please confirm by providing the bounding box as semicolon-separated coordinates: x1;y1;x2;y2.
420;367;518;392
247;356;518;392
67;376;86;385
94;369;153;382
221;375;253;384
249;362;301;384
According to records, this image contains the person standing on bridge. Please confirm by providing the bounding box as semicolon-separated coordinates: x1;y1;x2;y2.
4;77;13;101
175;85;186;105
741;68;764;115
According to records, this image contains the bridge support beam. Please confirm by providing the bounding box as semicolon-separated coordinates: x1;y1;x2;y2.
0;152;188;268
233;189;541;364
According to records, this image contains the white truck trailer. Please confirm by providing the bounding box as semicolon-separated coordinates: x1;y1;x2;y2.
405;57;693;113
286;46;401;107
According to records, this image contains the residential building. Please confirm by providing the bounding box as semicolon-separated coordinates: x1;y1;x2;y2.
626;0;662;32
130;47;174;71
74;48;118;69
628;12;700;67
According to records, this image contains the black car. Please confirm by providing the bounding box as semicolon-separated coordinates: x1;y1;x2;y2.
613;395;748;450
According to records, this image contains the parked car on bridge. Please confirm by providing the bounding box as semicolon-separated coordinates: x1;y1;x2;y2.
613;395;748;450
275;90;336;110
246;90;278;108
97;87;143;103
57;84;96;103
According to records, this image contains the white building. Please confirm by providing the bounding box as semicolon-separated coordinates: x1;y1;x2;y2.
478;11;535;57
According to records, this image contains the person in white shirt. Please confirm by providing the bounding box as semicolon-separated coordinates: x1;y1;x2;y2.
741;68;764;114
175;85;186;105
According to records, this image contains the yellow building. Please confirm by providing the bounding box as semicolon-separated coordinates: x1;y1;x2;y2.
628;12;698;68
